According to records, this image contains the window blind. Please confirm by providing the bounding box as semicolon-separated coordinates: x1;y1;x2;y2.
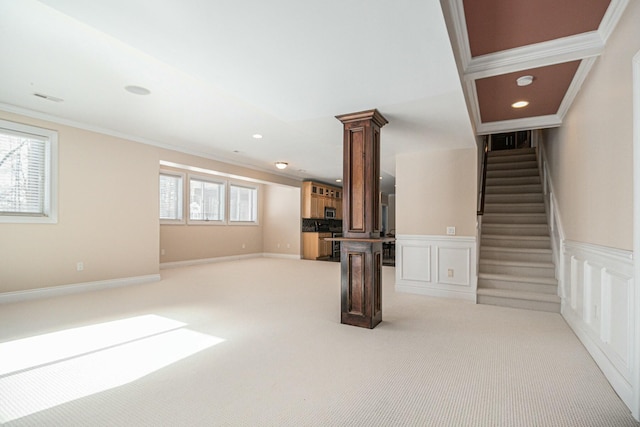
0;132;46;215
159;173;183;220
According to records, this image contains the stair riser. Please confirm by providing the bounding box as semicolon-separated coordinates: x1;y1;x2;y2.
480;251;553;263
478;278;557;294
485;194;544;203
487;154;537;164
484;204;545;214
486;185;542;194
486;176;540;186
482;214;548;224
477;295;560;313
481;238;551;249
479;264;555;278
487;161;538;171
482;225;549;236
486;169;539;178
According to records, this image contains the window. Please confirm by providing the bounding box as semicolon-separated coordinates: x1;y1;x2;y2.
189;177;225;222
0;120;57;223
159;172;183;222
229;184;257;223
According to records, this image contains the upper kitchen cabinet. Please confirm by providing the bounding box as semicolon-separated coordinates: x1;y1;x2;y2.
302;181;342;219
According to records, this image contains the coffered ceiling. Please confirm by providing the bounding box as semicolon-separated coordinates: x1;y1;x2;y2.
441;0;628;135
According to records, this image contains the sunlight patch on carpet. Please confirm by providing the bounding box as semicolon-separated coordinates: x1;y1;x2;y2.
0;315;224;423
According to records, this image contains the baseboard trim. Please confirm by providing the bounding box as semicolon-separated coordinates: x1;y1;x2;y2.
160;252;303;269
0;274;161;305
396;283;477;302
262;253;302;260
563;307;633;407
160;253;263;269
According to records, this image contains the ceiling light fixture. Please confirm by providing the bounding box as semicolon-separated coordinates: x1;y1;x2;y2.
516;75;534;86
252;134;263;139
275;162;288;170
124;85;151;95
33;93;64;102
511;101;529;109
336;179;342;183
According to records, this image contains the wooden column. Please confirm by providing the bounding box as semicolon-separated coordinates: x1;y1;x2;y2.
336;109;388;329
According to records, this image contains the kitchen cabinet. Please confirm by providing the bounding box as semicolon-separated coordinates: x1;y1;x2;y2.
302;181;343;219
302;232;332;260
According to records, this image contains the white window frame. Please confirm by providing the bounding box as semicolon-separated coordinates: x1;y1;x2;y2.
0;119;58;224
188;174;226;225
228;182;259;225
159;170;185;224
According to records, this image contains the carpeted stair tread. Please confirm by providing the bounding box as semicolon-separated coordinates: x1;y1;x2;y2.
482;234;550;241
478;272;558;285
487;147;536;156
479;259;555;269
477;288;560;303
479;147;559;312
481;246;552;254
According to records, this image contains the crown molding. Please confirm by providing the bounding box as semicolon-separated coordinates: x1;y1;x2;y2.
476;115;562;136
464;31;604;80
557;57;598;120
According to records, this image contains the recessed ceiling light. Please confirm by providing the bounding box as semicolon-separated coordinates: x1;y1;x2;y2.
336;179;342;183
275;162;288;169
379;176;383;180
252;134;263;139
124;85;151;95
516;75;534;86
511;101;529;109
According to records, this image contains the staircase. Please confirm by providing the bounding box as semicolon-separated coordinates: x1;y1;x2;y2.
477;147;560;313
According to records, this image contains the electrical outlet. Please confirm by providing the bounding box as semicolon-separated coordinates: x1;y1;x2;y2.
77;262;84;272
448;269;454;278
446;226;456;236
242;243;246;249
287;243;290;248
161;249;165;256
277;243;281;248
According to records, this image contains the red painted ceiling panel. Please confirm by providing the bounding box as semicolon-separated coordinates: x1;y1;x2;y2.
464;0;611;57
476;61;581;123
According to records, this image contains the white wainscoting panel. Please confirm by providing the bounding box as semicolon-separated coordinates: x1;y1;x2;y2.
561;240;635;409
396;235;477;301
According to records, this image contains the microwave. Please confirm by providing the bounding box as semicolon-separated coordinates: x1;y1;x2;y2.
324;207;336;219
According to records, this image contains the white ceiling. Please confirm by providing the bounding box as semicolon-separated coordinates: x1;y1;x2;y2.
0;0;476;194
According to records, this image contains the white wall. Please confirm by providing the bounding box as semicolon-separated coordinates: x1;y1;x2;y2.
539;1;640;417
0;109;302;295
0;110;160;293
395;147;477;300
541;1;640;251
262;184;301;257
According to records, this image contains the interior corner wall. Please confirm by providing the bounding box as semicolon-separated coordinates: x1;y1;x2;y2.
262;184;301;257
396;147;477;237
0;110;160;293
541;0;640;251
388;194;396;234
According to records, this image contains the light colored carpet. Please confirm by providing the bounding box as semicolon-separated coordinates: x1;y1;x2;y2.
0;258;638;426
